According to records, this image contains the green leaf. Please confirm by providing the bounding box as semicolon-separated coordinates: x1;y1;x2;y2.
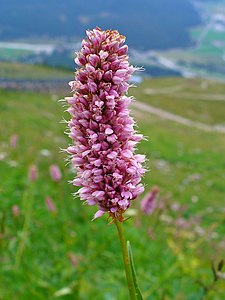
218;259;224;272
127;241;144;300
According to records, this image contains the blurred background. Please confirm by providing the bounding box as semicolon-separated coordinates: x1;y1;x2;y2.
0;0;225;299
1;0;225;79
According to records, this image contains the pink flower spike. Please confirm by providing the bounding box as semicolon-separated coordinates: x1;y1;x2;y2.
12;205;20;217
65;28;146;220
28;164;38;182
10;134;18;148
141;187;160;215
50;164;62;182
45;196;57;213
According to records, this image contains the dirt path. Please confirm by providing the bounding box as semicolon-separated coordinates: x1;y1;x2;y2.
144;84;185;95
132;101;225;133
144;88;225;101
168;92;225;101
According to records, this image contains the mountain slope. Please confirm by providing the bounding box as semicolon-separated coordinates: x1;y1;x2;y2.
0;0;200;50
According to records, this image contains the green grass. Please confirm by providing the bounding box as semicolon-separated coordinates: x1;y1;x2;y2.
1;76;225;299
0;48;33;60
0;62;71;79
193;44;224;57
191;23;225;57
205;30;225;42
131;77;225;125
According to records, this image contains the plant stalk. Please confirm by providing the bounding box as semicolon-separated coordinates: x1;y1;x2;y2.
114;218;137;300
15;189;33;268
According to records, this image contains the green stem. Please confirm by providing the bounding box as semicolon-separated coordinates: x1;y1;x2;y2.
15;189;33;268
114;219;137;300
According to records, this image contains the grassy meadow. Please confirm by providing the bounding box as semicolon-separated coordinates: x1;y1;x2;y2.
0;69;225;299
131;77;225;125
0;62;71;79
0;48;33;61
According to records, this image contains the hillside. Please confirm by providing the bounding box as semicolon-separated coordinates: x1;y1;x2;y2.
1;69;225;298
0;0;200;50
136;0;225;80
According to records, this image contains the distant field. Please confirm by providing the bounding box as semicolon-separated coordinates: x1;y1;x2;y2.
151;1;225;81
0;62;71;79
0;48;33;60
1;74;225;299
191;29;225;55
131;77;225;125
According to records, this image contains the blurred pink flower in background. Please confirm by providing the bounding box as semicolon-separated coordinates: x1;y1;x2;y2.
28;164;38;182
170;202;187;212
28;165;38;182
135;218;142;228
9;134;18;148
12;205;20;217
148;227;155;240
141;186;160;215
50;164;62;182
45;196;57;213
67;252;81;267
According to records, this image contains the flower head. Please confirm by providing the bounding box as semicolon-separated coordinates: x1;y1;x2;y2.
12;205;20;217
141;186;159;215
66;27;145;220
10;134;18;148
28;164;38;182
50;164;62;182
45;196;57;213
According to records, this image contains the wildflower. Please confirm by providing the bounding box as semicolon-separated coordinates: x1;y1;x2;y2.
141;186;159;215
28;164;38;182
10;134;18;148
67;252;81;267
148;227;155;240
12;205;20;217
174;218;189;229
66;28;145;219
50;164;62;182
45;196;57;213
